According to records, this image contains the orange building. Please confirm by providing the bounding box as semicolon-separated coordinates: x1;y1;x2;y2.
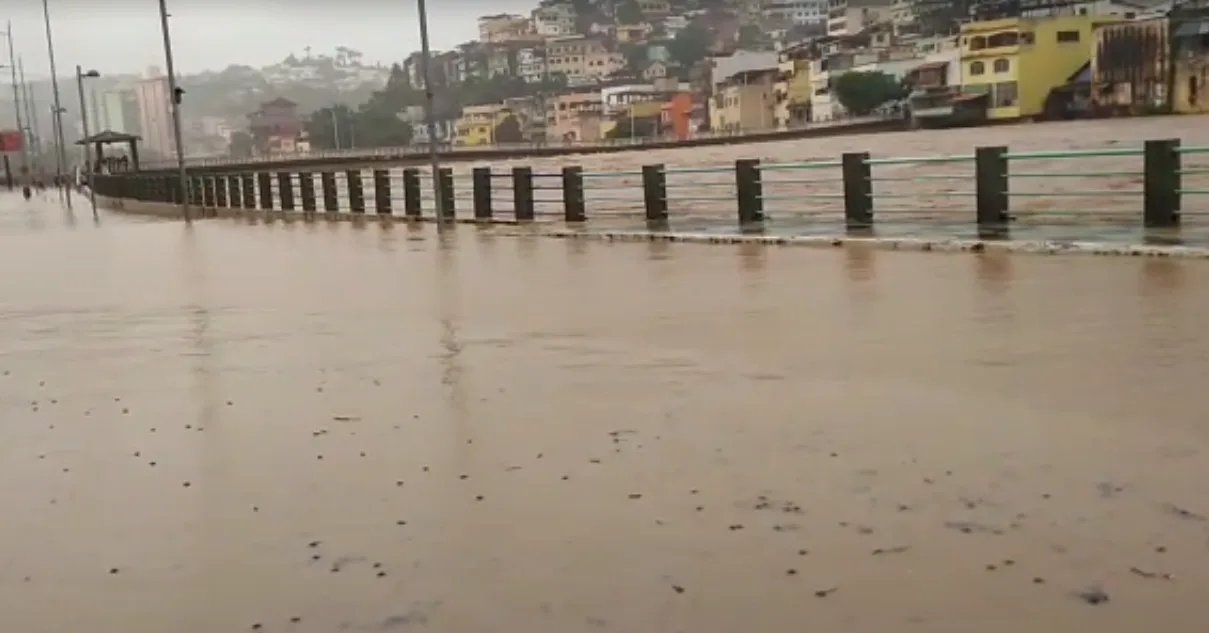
661;92;693;140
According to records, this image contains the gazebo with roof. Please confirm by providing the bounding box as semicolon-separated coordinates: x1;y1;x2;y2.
75;129;142;172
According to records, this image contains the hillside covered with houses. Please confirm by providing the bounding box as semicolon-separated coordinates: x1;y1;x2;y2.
233;0;1203;157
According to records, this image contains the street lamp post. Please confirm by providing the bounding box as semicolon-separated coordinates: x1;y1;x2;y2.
416;0;445;226
330;108;341;150
76;65;99;212
2;22;26;174
42;0;69;205
157;0;190;221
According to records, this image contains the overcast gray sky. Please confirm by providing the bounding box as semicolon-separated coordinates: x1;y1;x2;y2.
8;0;536;78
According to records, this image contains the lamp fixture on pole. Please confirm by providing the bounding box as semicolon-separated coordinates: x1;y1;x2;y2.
76;65;99;213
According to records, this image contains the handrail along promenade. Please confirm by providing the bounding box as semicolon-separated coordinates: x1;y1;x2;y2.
93;138;1209;241
140;114;901;170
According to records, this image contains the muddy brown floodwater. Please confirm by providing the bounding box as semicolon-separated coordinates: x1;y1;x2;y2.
2;192;1209;633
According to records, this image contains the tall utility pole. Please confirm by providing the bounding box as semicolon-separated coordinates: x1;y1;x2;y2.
4;22;26;172
19;57;38;164
42;0;69;196
416;0;445;226
158;0;190;221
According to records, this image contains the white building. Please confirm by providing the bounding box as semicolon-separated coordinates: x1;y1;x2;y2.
533;2;577;36
134;67;175;158
826;0;893;35
1020;0;1166;18
600;83;659;115
710;50;780;88
766;0;828;26
663;15;690;37
517;47;547;83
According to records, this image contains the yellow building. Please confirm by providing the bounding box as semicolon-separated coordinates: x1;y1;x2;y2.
616;24;652;43
599;100;664;137
1172;13;1209;114
710;68;777;133
638;0;671;18
455;103;508;146
478;14;531;43
546;35;625;82
960;14;1117;120
774;45;813;129
546;91;604;142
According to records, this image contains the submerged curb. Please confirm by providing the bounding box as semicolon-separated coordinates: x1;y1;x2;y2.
530;228;1209;259
99;198;1209;259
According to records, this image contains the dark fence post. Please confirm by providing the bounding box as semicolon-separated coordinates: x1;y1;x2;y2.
975;146;1009;238
299;172;317;214
563;166;585;222
241;174;256;209
214;175;228;208
227;175;241;208
320;171;338;214
403;168;422;219
373;169;392;215
257;172;273;210
513;166;534;221
278;172;295;211
191;176;204;207
735;158;764;228
201;176;215;209
841;151;872;232
642;164;668;227
347;169;365;214
1143;138;1180;229
438;167;455;220
472;166;493;220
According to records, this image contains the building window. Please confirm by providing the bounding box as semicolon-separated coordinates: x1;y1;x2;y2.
969;61;985;76
993;58;1010;73
969;36;986;51
987;31;1018;47
993;81;1017;108
1057;30;1080;43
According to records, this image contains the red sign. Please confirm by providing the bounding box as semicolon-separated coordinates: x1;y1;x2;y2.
0;130;22;152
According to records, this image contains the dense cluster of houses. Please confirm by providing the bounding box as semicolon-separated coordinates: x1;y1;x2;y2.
254;0;1209;153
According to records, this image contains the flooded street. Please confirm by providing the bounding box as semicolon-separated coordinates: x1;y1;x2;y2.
3;192;1209;632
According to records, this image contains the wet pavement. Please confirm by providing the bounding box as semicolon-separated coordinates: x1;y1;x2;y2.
3;191;1209;632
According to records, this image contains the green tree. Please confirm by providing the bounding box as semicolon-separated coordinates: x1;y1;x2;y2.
667;23;710;68
494;114;525;143
738;25;764;49
619;42;647;72
913;0;974;36
832;71;909;116
352;105;414;147
228;131;254;158
616;0;644;24
305;104;357;150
